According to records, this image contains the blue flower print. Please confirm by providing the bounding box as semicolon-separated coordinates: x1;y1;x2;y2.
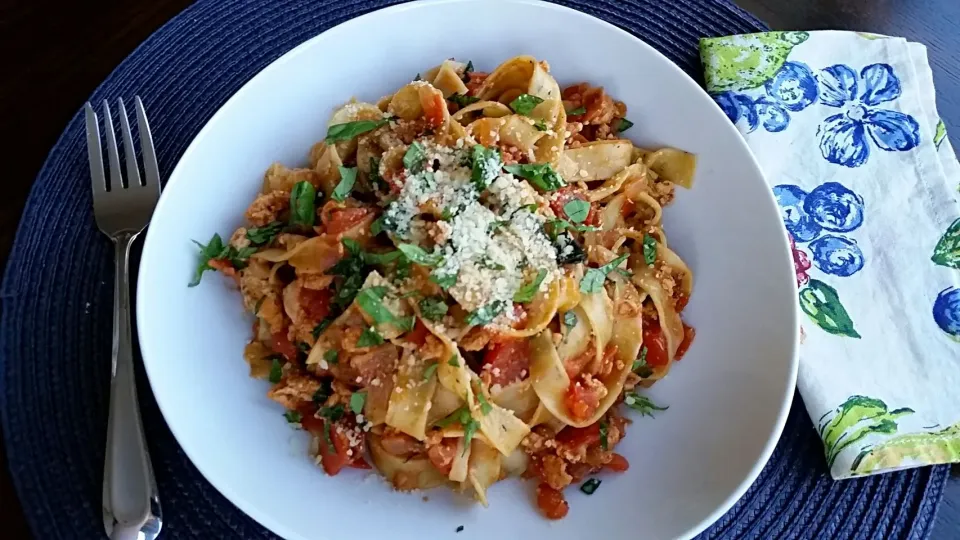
809;235;864;276
804;182;865;232
932;287;960;340
773;184;822;242
765;61;818;111
816;63;921;167
715;92;789;133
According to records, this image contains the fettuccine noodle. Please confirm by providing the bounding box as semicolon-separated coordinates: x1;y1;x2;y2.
196;56;697;520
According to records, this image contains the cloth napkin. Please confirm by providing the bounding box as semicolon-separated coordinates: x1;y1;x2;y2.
699;31;960;479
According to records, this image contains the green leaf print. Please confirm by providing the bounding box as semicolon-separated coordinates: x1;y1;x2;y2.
932;217;960;269
856;32;888;40
851;421;960;475
934;119;948;150
817;395;914;468
700;31;809;93
799;279;861;338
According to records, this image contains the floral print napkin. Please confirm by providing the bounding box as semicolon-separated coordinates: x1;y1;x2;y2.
700;31;960;479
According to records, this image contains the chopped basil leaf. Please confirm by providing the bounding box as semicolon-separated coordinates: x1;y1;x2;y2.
504;163;565;192
599;420;609;450
533;119;548;131
350;391;367;415
617;118;635;132
423;362;439;381
356;287;413;331
371;213;397;236
449;93;480;107
430;269;458;290
563;311;578;329
461;60;474;82
356;326;384;347
474;383;492;415
397;243;443;267
329;241;368;308
253;297;265;315
319;403;345;422
312;380;332;404
326;119;388;143
447;355;460;367
624;391;668;418
289;181;317;227
566;106;586;116
477;256;505;271
580;478;601;495
398;290;421;299
563;199;590;224
419;296;449;321
547;218;598;237
342;238;362;256
435;406;469;427
554;232;587;265
189;233;226;286
456;526;464;533
470;145;502;191
362;249;403;265
414;73;421;81
465;300;506;327
403;141;426;173
284;410;302;424
509;94;544;116
642;234;657;266
633;346;648;373
246;222;283;246
298;341;311;353
268;358;283;383
332;166;357;202
369;157;384;190
580;254;630;293
394;257;412;281
312;319;332;339
324;349;339;365
322;423;334;451
462;417;480;454
513;269;547;303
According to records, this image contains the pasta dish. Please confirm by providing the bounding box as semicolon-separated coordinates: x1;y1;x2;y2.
191;56;696;519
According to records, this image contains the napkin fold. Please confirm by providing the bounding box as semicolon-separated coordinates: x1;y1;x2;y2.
700;31;960;479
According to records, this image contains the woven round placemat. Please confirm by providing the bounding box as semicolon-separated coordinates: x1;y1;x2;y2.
0;0;949;538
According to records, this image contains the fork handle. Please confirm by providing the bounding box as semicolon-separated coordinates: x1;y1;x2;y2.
103;233;162;540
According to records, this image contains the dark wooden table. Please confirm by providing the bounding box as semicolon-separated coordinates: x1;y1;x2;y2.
0;1;957;538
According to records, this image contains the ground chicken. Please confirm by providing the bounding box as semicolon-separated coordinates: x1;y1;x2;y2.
540;454;573;491
229;227;251;249
267;371;321;409
245;190;290;226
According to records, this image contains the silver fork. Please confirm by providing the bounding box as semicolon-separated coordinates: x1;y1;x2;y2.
85;97;163;540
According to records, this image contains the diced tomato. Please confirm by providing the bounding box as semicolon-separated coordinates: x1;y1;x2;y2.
563;346;593;380
536;483;569;520
325;207;375;236
564;380;601;422
619;198;636;218
405;320;430;346
422;92;446;129
642;322;669;367
606;453;630;472
299;287;332;321
550;187;598;226
675;293;690;312
482;338;530;386
317;422;351;476
349;458;371;469
427;439;458;475
465;72;488;96
675;323;696;361
271;331;298;361
556;422;601;448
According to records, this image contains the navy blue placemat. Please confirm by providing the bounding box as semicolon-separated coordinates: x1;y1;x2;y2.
0;0;949;538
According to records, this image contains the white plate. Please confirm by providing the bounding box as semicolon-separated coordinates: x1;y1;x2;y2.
137;1;799;538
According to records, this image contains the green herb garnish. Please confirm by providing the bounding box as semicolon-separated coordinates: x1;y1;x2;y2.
397;243;443;267
513;269;547;303
369;157;384;190
566;106;586;116
461;60;474;82
246;222;283;246
356;287;414;331
332;166;357;202
324;349;339;365
563;311;578;329
357;326;384;347
617;118;634;132
563;199;590;224
362;249;403;265
580;254;629;293
312;380;332;404
423;362;439;381
448;355;460;367
350;391;367;415
435;406;470;428
470;145;502;191
632;346;652;377
289;181;317;227
449;93;480;107
533;119;548;131
599;420;609;450
580;478;601;495
189;233;257;286
430;270;458;290
284;410;303;424
462;417;480;454
642;234;657;266
326;119;388;143
504;163;565;192
465;300;506;327
268;358;283;383
319;403;345;422
419;296;449;321
403;141;426;173
624;391;668;418
474;384;492;415
312;319;332;340
509;94;544;116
